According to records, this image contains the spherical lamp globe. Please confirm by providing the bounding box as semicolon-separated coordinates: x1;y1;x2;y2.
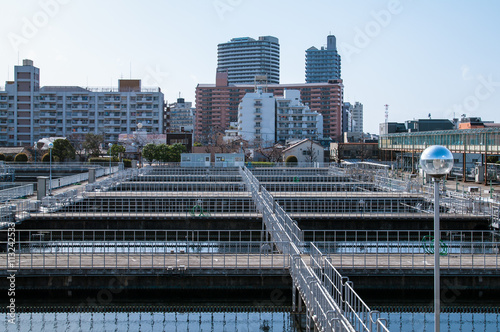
419;145;454;178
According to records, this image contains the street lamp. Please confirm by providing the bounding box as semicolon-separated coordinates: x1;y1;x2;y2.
48;142;53;195
108;143;113;175
419;145;454;332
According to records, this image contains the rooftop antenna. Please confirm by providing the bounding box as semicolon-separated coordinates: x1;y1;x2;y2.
129;62;132;79
384;104;389;123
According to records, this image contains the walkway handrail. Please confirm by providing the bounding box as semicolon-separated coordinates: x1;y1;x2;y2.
239;166;303;249
291;254;355;332
0;238;291;273
0;183;33;203
310;243;390;331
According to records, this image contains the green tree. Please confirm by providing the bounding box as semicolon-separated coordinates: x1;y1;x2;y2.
156;144;169;163
142;143;157;164
169;143;186;162
52;139;76;162
14;153;28;162
83;133;104;158
42;153;59;162
110;144;126;158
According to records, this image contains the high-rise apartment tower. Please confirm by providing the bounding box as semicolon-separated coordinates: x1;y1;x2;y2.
305;35;341;83
217;36;280;84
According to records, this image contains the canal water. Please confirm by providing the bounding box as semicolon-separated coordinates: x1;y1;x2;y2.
3;309;499;331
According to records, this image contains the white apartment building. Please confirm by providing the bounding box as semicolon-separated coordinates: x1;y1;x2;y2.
237;87;276;146
0;60;164;146
276;90;323;143
352;102;363;133
168;98;194;132
237;88;323;146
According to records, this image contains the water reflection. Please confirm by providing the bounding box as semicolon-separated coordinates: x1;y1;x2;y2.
3;311;297;332
381;311;500;332
3;310;500;331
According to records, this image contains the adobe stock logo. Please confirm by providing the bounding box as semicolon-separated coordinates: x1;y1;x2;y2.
8;0;72;52
446;74;500;117
213;0;244;20
339;0;404;63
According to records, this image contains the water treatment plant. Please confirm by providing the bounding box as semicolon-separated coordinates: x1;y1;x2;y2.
1;162;500;331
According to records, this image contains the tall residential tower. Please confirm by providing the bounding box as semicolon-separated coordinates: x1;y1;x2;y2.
305;35;341;83
217;36;280;84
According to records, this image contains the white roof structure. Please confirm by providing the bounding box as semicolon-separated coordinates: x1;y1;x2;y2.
37;137;66;150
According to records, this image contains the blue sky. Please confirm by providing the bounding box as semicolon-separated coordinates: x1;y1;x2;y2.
1;0;499;134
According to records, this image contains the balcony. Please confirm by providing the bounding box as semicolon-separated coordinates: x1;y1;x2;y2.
39;113;57;118
39;97;56;102
39;104;57;110
71;121;89;126
40;128;57;134
72;112;89;118
104;121;121;127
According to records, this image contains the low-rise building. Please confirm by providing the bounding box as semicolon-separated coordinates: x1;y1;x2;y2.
330;142;379;163
282;139;324;166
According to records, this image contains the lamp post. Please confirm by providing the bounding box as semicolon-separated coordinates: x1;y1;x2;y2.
108;143;113;175
419;145;454;332
48;142;53;195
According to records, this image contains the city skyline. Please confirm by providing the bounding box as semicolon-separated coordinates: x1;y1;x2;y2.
1;0;499;135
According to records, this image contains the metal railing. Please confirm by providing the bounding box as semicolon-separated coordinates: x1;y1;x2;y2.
0;183;33;202
304;229;500;243
4;229;267;242
240;166;303;249
277;195;432;217
0;238;290;274
374;175;421;193
309;243;389;332
315;241;500;272
146;166;241;176
262;182;376;193
291;253;356;332
39;168;139;213
422;184;500;223
250;167;331;176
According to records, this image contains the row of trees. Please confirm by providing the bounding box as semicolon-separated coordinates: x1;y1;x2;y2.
142;143;186;164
